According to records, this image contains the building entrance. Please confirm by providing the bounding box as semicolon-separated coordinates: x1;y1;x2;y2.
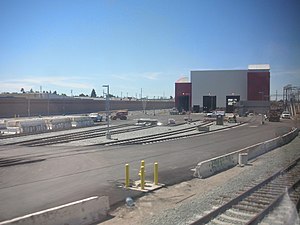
226;95;240;113
203;96;216;112
178;95;190;112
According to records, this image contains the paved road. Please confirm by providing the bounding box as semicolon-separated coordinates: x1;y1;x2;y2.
0;116;295;221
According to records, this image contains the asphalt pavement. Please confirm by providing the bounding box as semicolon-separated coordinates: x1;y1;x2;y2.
0;116;295;221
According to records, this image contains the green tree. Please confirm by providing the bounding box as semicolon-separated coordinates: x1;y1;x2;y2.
91;89;97;98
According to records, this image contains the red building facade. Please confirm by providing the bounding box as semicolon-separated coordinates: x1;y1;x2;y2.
175;81;192;112
247;70;270;101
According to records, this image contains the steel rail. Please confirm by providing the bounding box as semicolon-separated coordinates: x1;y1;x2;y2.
27;120;202;146
5;120;202;146
95;121;215;146
190;156;300;225
20;126;150;146
2;124;141;146
102;122;245;146
0;122;106;139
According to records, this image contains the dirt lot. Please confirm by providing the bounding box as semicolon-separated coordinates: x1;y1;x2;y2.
101;164;244;225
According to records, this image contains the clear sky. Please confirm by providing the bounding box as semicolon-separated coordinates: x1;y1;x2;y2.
0;0;299;99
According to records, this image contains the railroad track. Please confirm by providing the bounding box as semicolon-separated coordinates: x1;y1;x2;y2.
96;121;214;146
190;157;300;225
3;121;201;147
0;122;104;140
2;120;242;147
2;124;147;146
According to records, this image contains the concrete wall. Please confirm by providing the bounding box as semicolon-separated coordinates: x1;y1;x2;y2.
0;196;109;225
0;97;174;118
191;70;248;108
194;127;298;178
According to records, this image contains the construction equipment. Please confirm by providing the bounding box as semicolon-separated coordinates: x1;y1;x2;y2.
267;102;282;122
111;110;127;120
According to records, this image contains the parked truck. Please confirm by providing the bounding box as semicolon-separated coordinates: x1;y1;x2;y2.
111;110;128;120
267;102;282;122
268;109;281;122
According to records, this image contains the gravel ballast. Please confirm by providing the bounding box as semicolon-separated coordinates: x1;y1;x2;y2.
101;134;300;225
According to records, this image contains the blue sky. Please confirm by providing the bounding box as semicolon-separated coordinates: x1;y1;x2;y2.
0;0;299;98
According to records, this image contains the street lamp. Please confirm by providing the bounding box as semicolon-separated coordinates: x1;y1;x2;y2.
259;91;265;125
103;85;111;139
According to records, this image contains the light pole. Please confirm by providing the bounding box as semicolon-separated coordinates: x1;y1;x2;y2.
185;92;191;122
259;91;265;124
27;98;31;117
103;85;111;139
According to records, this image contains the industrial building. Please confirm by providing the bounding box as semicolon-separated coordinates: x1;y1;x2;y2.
175;64;270;113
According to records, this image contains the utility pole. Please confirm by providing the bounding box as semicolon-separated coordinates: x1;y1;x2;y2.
259;91;264;125
47;92;50;116
103;85;111;139
27;98;31;117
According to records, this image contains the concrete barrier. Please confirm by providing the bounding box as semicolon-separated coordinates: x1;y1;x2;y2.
194;150;240;178
5;119;48;134
247;143;266;160
194;128;299;178
3;115;96;134
197;125;210;132
71;116;94;128
0;196;109;225
0;120;6;129
46;117;72;131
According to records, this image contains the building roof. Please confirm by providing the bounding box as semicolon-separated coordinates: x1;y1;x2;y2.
176;77;190;83
248;64;270;70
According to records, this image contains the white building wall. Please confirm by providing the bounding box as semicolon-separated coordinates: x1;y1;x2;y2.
191;70;248;108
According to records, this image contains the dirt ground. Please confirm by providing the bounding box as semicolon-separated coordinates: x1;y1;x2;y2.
100;163;245;225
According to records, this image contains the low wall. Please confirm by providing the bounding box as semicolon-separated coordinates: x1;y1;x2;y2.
194;128;299;178
0;196;109;225
3;116;95;134
0;97;174;118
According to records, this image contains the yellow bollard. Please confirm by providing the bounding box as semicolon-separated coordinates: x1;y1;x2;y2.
154;162;158;185
139;160;145;176
125;164;129;188
140;166;145;190
141;160;145;168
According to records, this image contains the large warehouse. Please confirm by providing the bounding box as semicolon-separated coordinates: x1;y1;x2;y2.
175;64;270;113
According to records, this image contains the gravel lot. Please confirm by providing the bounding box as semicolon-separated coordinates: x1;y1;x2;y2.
1;110;245;146
0;110;195;143
101;134;300;225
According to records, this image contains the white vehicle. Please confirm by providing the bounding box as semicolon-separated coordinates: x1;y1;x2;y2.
168;118;176;125
206;111;224;118
281;111;291;119
89;113;103;122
